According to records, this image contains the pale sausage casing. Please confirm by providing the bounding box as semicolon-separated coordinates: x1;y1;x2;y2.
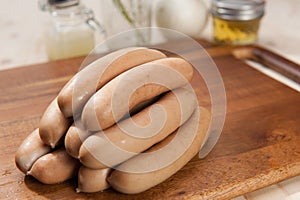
28;148;80;184
82;57;194;131
57;47;166;118
108;107;210;194
39;98;72;148
79;88;197;169
77;166;111;193
15;128;51;174
65;123;90;159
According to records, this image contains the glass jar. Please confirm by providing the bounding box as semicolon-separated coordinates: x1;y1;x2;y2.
39;0;106;60
211;0;265;45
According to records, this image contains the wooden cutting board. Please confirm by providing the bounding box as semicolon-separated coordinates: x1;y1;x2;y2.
0;40;300;200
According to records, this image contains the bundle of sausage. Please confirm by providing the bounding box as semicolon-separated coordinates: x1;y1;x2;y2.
15;47;210;194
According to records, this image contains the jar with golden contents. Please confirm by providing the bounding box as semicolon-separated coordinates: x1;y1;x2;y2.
211;0;265;45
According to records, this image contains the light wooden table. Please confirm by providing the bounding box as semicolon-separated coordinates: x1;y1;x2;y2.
0;0;299;199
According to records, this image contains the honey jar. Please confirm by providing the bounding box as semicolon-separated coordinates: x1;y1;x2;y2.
211;0;265;45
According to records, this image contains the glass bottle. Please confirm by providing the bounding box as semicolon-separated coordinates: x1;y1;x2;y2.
39;0;106;60
211;0;265;45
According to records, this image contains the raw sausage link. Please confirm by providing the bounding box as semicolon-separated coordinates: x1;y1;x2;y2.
82;57;194;131
79;88;197;169
39;98;72;148
27;148;80;184
65;123;90;159
108;107;210;194
76;166;112;193
57;47;166;118
15;128;51;174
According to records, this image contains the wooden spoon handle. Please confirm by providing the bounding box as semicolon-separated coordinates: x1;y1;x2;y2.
232;45;300;84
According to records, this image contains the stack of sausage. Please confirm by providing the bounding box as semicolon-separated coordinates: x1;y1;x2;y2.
15;47;210;194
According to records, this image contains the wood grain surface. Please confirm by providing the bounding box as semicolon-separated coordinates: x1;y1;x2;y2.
0;40;299;200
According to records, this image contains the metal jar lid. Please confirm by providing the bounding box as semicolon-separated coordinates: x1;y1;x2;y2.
48;0;79;8
211;0;265;21
39;0;79;11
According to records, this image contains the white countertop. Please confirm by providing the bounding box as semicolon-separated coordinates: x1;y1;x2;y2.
0;0;299;199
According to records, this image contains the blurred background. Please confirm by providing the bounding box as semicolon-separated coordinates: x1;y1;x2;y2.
0;0;299;70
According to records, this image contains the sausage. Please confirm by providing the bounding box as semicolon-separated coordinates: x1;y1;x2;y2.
57;47;166;118
27;148;80;184
82;57;194;131
39;98;72;148
108;107;210;194
79;88;197;169
123;95;162;119
76;166;112;193
65;96;159;159
65;123;90;158
15;128;51;174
